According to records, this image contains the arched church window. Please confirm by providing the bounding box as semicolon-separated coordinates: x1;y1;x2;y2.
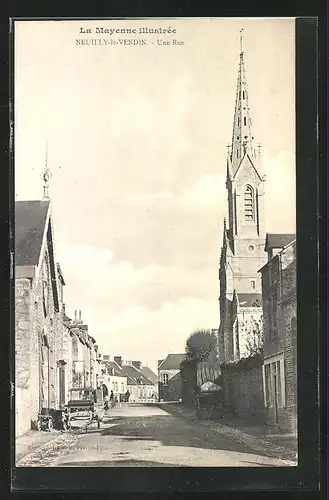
242;91;245;99
244;185;254;221
244;116;247;126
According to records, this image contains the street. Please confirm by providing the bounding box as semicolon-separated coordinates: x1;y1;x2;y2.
16;404;297;467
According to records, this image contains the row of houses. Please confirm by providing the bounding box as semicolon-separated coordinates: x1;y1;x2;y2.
15;199;158;437
98;356;158;403
15;200;103;437
158;233;297;434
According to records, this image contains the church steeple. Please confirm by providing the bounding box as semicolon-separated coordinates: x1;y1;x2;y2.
230;29;257;176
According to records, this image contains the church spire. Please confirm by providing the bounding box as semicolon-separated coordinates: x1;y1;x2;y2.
41;142;52;200
230;30;257;175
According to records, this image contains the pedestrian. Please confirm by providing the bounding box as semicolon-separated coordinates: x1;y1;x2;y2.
125;390;130;403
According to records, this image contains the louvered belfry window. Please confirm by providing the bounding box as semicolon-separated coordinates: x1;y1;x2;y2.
244;185;254;221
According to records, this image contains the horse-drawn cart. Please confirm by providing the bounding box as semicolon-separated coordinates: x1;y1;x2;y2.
65;387;105;433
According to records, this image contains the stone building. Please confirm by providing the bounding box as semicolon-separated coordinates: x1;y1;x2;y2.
158;353;186;402
15;200;69;436
259;234;297;432
218;39;267;363
98;356;128;400
66;310;98;391
122;361;157;402
15;198;100;437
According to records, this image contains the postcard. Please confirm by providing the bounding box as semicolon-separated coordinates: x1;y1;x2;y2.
13;18;298;471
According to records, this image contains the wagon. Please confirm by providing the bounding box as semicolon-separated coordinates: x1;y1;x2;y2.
36;407;67;431
196;381;224;420
65;387;105;432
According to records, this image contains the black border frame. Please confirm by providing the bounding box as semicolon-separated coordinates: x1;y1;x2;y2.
2;14;323;494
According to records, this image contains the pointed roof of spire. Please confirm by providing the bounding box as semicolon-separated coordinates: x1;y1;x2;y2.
230;31;258;176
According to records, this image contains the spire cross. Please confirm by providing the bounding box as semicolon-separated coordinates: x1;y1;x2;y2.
239;28;244;54
41;142;52;200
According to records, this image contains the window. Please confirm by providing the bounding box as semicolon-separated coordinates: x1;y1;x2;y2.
244;185;254;221
242;91;245;99
238;117;240;126
162;373;169;386
244;116;247;126
251;280;256;289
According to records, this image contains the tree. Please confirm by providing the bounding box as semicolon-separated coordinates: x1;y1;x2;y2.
185;329;218;363
244;316;264;357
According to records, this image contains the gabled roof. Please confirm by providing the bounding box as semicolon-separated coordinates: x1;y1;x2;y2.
15;200;50;266
121;364;154;386
141;366;158;385
104;360;125;377
265;233;296;253
158;353;186;371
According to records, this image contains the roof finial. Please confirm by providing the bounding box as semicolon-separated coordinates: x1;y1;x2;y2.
239;28;244;55
41;142;52;200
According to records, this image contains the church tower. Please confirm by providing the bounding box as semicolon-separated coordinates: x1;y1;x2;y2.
218;32;267;363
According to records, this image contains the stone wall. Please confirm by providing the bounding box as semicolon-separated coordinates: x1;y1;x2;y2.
180;360;197;408
280;242;297;433
15;279;33;436
221;356;265;420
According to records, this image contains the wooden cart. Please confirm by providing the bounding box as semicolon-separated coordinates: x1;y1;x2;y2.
65;387;105;433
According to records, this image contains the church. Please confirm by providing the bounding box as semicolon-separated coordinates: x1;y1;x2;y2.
218;37;267;364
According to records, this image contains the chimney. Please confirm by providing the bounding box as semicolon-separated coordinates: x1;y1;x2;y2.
158;359;164;368
79;310;82;323
132;361;142;371
114;356;122;366
74;309;77;322
62;303;66;315
103;354;110;361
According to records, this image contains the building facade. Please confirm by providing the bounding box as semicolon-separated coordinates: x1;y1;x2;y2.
15;200;100;437
218;42;267;363
15;201;67;436
98;357;128;400
260;235;297;432
122;361;157;402
158;354;186;402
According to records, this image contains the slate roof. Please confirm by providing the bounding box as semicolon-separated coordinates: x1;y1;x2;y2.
104;360;125;377
15;200;50;267
158;353;186;371
141;366;158;385
237;293;262;307
265;233;296;253
121;364;154;386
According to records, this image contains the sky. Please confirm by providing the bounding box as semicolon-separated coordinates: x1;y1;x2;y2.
14;18;296;373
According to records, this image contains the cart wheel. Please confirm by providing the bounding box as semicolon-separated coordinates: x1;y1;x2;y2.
37;419;42;432
48;418;53;431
